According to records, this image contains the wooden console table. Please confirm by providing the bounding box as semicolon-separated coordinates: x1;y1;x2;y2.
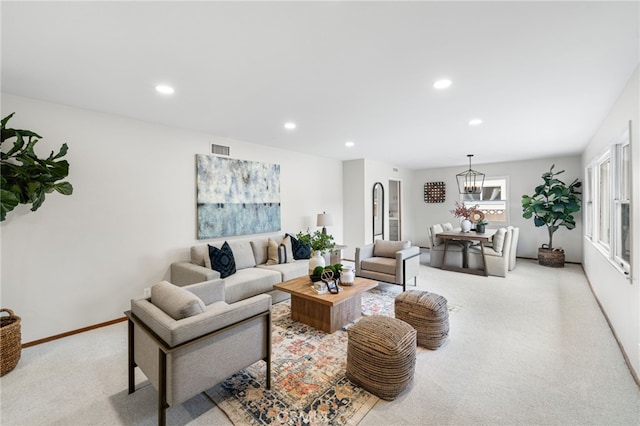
435;229;497;276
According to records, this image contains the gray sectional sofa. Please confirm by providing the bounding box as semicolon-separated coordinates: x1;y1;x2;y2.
171;233;311;304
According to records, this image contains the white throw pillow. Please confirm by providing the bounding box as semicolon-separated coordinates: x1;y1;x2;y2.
492;228;508;254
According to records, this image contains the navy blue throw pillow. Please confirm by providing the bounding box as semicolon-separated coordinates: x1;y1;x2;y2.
208;241;236;278
288;233;312;260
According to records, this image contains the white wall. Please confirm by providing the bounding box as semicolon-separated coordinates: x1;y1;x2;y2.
0;94;343;343
410;156;584;262
581;67;639;376
341;159;413;260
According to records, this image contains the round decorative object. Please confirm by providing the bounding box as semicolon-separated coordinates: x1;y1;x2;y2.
308;251;325;275
469;210;485;223
320;269;334;283
460;219;472;233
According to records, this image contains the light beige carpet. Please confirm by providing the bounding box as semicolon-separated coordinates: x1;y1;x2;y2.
1;256;639;425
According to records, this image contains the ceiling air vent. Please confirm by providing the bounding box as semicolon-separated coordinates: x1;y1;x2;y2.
211;144;230;156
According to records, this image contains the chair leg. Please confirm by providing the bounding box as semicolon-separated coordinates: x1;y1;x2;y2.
266;312;272;390
158;349;168;426
128;318;136;394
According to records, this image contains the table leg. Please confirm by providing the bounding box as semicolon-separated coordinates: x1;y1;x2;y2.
441;239;449;268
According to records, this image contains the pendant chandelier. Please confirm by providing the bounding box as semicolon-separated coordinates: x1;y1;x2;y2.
456;154;485;194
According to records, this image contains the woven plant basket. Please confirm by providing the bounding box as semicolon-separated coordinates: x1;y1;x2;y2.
538;248;565;268
1;308;22;376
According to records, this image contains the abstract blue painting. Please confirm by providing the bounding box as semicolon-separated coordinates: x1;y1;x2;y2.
196;155;281;239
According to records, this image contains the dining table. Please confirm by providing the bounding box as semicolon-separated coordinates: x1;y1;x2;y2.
435;228;497;276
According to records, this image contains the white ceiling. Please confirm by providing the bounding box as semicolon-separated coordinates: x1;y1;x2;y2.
2;1;638;170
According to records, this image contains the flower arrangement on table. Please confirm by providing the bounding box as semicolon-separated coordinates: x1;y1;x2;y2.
450;201;479;219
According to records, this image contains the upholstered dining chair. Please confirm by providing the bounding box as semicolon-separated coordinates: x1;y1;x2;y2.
428;223;465;268
126;279;272;426
467;227;512;277
355;240;420;291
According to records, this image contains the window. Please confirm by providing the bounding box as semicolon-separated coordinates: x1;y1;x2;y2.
614;141;630;269
598;156;611;248
461;177;508;223
585;166;593;238
587;122;631;276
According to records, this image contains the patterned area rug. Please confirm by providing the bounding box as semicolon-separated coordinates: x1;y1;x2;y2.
206;287;459;425
206;288;397;425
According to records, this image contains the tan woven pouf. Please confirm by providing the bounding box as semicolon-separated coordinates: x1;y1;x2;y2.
346;315;416;400
395;290;449;349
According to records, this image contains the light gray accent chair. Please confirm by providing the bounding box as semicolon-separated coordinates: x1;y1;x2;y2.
127;279;272;426
355;240;420;291
428;223;465;268
467;227;512;277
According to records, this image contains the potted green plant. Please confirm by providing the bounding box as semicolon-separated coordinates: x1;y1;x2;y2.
295;229;336;255
296;229;336;274
522;165;581;267
475;219;488;234
1;113;73;221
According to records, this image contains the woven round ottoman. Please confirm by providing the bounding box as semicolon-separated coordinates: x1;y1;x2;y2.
346;315;416;400
395;290;449;349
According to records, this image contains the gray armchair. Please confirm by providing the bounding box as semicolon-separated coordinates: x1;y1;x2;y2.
127;279;271;425
355;240;420;291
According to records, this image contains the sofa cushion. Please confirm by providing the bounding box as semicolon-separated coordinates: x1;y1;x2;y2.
151;281;205;320
288;233;311;260
266;235;294;265
258;260;309;281
251;236;283;265
208;242;236;278
227;240;256;270
362;257;396;275
374;240;411;258
223;268;282;303
492;228;507;254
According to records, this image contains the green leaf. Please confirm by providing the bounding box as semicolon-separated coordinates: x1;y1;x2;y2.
0;189;19;221
54;182;73;195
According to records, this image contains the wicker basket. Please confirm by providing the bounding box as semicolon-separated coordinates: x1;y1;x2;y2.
538;248;565;268
1;308;22;376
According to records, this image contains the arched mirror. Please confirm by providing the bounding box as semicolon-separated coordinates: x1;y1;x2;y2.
372;182;384;242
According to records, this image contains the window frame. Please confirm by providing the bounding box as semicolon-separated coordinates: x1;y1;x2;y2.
459;176;509;225
586;123;632;277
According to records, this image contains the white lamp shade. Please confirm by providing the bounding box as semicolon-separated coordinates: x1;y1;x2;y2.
317;213;333;227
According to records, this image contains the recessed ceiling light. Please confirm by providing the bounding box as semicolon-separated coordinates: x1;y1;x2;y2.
469;119;483;126
345;141;355;148
433;79;452;89
284;122;296;130
155;84;175;95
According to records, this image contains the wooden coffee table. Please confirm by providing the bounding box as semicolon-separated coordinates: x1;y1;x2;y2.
274;276;378;333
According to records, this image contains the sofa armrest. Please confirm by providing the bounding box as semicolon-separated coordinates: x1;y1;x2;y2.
131;293;272;347
355;244;375;275
171;262;220;286
182;279;225;306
